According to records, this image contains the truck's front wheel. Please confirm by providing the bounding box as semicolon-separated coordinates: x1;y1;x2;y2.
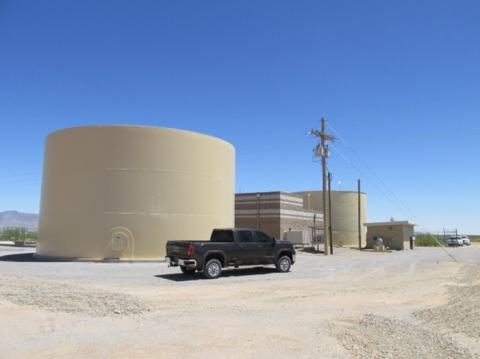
204;259;222;279
276;255;291;273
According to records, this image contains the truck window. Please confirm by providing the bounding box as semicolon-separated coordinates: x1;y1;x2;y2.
254;231;272;243
238;231;253;243
210;230;234;242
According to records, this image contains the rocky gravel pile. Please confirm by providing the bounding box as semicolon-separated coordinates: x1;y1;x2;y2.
415;265;480;339
0;274;150;316
333;314;474;359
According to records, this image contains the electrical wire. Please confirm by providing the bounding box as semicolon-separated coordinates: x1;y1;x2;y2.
329;142;416;221
326;122;459;262
327;122;418;221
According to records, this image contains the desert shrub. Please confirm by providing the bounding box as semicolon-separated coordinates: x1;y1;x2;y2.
415;233;443;247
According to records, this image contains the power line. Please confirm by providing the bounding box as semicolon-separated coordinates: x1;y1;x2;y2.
330;135;462;262
327;122;418;221
329;142;416;222
325;122;461;262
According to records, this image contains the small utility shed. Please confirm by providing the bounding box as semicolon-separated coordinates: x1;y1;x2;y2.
364;221;416;250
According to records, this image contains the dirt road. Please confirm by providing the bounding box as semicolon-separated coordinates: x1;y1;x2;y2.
0;244;479;358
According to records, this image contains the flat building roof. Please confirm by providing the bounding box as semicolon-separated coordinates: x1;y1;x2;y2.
364;221;416;227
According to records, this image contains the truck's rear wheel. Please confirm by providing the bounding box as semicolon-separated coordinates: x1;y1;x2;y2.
276;255;291;273
204;259;222;279
180;266;196;275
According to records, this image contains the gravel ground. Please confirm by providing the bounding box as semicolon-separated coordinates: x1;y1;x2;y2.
0;274;150;316
333;314;474;359
0;244;479;358
415;264;480;340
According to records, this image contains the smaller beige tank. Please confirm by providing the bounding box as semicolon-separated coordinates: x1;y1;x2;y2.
294;191;367;247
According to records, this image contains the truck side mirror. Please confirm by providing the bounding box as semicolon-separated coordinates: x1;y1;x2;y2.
272;237;276;246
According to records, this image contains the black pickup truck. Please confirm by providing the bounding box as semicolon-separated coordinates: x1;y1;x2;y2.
165;228;296;279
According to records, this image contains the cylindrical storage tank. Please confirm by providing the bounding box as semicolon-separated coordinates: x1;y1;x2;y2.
294;191;367;247
37;125;235;260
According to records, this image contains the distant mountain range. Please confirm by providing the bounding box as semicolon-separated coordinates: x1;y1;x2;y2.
0;211;39;229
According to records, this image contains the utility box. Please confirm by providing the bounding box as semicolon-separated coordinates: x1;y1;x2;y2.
283;229;309;247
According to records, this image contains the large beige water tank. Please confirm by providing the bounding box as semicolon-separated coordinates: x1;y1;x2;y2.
294;191;367;247
37;125;235;260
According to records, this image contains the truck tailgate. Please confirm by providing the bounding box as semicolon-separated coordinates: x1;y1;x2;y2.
166;240;209;257
166;241;191;257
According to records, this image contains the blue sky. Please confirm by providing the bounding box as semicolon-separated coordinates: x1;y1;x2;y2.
1;0;479;233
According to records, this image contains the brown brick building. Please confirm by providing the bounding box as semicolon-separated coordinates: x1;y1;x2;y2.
235;192;322;242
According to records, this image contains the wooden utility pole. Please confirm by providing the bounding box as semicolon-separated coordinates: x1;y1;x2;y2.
328;172;333;255
311;118;335;255
357;179;362;249
256;193;261;229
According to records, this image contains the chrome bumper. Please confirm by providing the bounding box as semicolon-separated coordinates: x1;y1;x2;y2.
165;257;197;268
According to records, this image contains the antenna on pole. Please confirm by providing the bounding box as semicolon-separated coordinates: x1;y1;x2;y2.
311;117;336;255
